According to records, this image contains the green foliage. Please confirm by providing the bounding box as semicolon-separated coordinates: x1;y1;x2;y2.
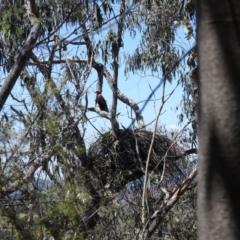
124;0;182;79
0;0;197;239
0;7;29;49
162;189;197;239
0;213;20;240
39;184;90;239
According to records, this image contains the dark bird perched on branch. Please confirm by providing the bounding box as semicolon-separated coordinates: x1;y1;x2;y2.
95;90;109;112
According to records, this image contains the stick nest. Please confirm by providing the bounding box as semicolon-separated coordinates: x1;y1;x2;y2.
88;129;184;192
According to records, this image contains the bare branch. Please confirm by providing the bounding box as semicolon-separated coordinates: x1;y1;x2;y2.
111;0;126;137
142;80;167;225
2;150;52;195
101;64;145;129
31;58;146;128
143;166;197;239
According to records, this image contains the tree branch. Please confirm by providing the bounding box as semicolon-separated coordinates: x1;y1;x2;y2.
99;63;146;129
143;166;197;239
32;58;146;129
111;0;125;137
0;0;41;111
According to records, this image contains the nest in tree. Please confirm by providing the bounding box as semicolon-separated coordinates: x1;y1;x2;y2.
88;129;184;192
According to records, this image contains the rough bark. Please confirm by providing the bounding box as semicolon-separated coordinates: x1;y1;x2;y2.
197;0;240;239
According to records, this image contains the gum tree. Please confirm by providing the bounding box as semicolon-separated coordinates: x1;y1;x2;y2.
0;0;197;238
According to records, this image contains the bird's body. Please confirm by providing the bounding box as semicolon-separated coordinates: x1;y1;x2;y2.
95;91;109;112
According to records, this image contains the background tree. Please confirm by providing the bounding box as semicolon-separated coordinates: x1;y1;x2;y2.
197;0;240;239
0;0;198;239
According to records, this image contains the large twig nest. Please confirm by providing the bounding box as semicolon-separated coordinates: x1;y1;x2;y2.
88;129;184;192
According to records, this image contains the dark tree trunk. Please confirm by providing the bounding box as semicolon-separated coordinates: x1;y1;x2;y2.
197;0;240;239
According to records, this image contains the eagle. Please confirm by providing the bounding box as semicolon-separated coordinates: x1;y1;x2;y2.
95;90;109;112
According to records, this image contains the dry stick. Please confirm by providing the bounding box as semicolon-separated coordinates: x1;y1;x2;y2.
158;121;191;184
143;78;193;183
144;166;197;240
141;79;166;226
132;129;145;173
153;119;194;185
140;78;185;234
141;120;197;238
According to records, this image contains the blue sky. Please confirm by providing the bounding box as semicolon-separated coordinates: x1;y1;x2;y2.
83;26;193;144
0;14;194;147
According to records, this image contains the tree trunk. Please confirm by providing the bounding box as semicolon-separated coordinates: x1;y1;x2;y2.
197;0;240;239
